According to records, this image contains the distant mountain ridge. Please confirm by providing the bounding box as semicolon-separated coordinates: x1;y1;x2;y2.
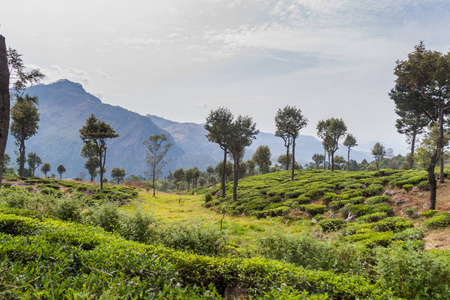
5;80;371;179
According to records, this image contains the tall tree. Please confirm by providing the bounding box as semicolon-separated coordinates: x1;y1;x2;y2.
204;107;233;198
173;168;185;187
27;152;42;177
40;162;51;178
111;167;126;185
143;134;172;196
317;118;347;171
343;134;357;171
57;164;66;180
394;42;450;209
252;145;272;174
10;95;40;176
371;142;387;170
185;168;194;191
3;45;44;183
79;114;119;190
390;84;434;169
85;157;100;182
275;106;308;180
0;36;9;187
227;115;259;201
312;153;325;169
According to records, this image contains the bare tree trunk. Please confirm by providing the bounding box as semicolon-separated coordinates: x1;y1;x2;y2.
221;147;227;198
0;35;10;187
323;148;326;170
285;143;290;171
232;152;239;202
347;147;350;171
99;150;104;190
152;169;156;197
409;133;416;169
19;136;26;177
439;147;445;183
331;152;335;172
428;157;437;210
291;137;296;181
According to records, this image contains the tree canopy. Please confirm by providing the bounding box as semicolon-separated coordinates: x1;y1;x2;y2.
252;145;271;174
317;118;347;171
143;134;172;196
275;106;308;180
79;114;119;190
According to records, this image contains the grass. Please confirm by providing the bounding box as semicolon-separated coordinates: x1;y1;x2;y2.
134;190;313;248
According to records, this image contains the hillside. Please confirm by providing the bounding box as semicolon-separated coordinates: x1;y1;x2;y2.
0;168;449;299
5;80;216;178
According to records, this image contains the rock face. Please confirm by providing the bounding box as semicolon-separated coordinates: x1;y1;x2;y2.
0;35;10;184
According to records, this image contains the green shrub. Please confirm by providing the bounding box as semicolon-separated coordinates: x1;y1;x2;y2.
296;196;311;204
83;204;120;232
119;211;156;243
402;184;413;192
421;210;439;218
204;193;213;203
1;182;12;188
424;212;450;229
366;196;390;205
403;207;419;219
417;180;430;191
374;243;450;299
298;205;326;216
318;219;346;232
54;197;81;222
356;212;387;223
40;187;64;197
362;184;383;197
25;186;33;192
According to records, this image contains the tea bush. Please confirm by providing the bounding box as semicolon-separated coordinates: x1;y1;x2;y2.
318;218;346;232
424;212;450;229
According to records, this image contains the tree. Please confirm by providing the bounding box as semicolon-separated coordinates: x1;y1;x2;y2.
41;162;51;178
79;114;119;190
277;154;291;170
317;118;347;171
252;145;271;174
85;157;100;182
173;168;185;186
191;167;200;188
312;153;325;169
27;152;42;177
0;36;9;187
57;164;66;180
394;42;450;209
371;142;387;170
10;95;40;176
390;84;433;169
1;45;44;185
111;167;126;185
343;134;357;171
204;107;233;198
275;106;308;180
143;134;173;196
247;159;256;176
227;115;259;201
185;168;194;191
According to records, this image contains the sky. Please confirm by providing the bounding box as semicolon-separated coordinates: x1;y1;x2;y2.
1;0;450;155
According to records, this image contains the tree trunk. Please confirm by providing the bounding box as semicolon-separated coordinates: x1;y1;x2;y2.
323;148;326;170
331;152;335;172
439;148;445;183
291;137;296;181
152;169;156;197
347;147;350;171
285;144;290;171
437;103;445;184
99;150;104;190
221;148;227;198
19;137;26;177
409;133;416;169
428;156;438;210
0;35;9;187
232;152;239;202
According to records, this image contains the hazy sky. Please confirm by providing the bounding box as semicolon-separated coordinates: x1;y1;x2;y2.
1;0;450;154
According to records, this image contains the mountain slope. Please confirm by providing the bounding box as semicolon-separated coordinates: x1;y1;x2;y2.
5;80;213;178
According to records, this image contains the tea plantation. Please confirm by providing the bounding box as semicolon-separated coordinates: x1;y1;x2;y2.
0;169;449;299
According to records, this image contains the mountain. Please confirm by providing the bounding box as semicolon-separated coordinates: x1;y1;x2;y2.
147;115;372;166
5;80;371;179
5;80;214;178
